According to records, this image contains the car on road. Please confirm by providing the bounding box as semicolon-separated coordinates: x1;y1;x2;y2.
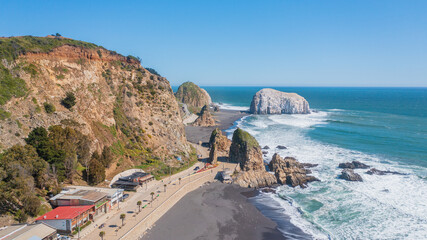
98;223;105;229
194;166;200;171
121;193;129;201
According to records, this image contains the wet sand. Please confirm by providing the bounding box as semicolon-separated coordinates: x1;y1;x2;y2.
141;182;286;240
185;109;248;144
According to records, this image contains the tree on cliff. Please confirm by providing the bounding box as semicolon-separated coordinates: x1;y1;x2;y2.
0;144;50;220
87;152;106;185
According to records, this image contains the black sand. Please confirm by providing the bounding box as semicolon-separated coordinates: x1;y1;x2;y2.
141;182;286;240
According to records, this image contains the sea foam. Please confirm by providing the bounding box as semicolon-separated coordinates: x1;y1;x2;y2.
227;110;427;239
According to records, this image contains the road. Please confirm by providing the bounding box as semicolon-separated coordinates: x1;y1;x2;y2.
80;144;237;240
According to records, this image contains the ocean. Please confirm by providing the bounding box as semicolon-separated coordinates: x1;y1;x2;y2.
202;87;427;239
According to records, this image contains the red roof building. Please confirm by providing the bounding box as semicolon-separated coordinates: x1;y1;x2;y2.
36;205;95;233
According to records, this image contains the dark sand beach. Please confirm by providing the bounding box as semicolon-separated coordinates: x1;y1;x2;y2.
141;182;286;240
185;109;248;144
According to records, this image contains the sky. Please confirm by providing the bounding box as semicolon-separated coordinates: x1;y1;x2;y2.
1;0;426;87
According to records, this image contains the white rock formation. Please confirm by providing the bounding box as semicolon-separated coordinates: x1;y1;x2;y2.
250;88;310;114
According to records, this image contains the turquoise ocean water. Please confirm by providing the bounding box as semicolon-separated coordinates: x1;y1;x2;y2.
196;87;427;239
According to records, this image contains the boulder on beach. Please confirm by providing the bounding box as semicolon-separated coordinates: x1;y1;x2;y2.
230;128;277;188
340;169;363;181
208;143;218;165
268;154;319;188
209;128;231;153
338;161;370;169
250;88;310;114
193;105;216;127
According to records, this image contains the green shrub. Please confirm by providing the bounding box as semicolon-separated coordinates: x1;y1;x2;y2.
146;67;160;76
56;74;64;80
0;64;27;105
61;92;76;109
0;108;11;120
43;102;55;113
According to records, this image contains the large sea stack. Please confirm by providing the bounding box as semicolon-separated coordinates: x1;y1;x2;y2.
250;88;310;114
175;81;212;110
229;128;277;188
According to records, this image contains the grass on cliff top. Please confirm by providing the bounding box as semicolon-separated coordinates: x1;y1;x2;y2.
232;128;260;149
175;81;202;100
0;36;100;62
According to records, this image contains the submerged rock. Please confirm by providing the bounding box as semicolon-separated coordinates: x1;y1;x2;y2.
262;146;270;150
268;154;319;188
366;168;406;175
340;169;363;181
276;145;287;150
338;161;370;169
250;88;310;114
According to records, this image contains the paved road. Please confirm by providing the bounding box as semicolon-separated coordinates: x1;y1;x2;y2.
80;144;237;240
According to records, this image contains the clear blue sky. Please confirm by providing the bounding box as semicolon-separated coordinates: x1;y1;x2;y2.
1;0;426;87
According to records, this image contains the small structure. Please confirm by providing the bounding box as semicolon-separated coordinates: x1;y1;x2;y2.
36;205;95;234
0;223;57;240
111;172;154;191
219;168;233;184
49;189;108;217
63;186;124;210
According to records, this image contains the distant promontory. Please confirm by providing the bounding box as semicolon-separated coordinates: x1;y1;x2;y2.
250;88;310;114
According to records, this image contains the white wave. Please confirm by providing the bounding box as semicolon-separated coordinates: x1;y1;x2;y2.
215;102;249;111
268;111;328;128
236;116;427;239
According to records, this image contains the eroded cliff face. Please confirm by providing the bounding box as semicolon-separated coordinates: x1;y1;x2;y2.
0;38;191;178
250;88;310;114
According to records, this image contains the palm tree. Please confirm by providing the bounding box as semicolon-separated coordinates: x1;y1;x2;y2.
179;177;181;185
99;231;105;240
137;201;142;212
150;192;155;201
164;184;167;192
120;213;126;226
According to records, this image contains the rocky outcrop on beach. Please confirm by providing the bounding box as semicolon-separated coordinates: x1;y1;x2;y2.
175;81;212;111
208;143;218;165
193;105;216;127
268;154;319;188
366;168;406;175
340;169;363;181
230;128;277;188
276;145;287;149
209;128;231;153
338;161;370;169
250;88;310;114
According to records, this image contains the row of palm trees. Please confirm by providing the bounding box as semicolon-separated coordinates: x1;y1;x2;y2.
98;177;185;239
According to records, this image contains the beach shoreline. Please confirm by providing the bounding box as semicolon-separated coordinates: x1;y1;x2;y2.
141;182;287;240
185;109;248;144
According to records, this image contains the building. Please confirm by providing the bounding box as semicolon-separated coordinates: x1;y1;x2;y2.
36;205;94;234
49;189;109;217
111;172;154;191
219;168;232;184
65;186;124;210
0;223;57;240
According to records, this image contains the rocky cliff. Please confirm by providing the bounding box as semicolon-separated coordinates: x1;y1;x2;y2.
250;88;310;114
229;128;276;188
0;36;192;179
175;81;211;111
192;105;216;127
209;128;231;153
